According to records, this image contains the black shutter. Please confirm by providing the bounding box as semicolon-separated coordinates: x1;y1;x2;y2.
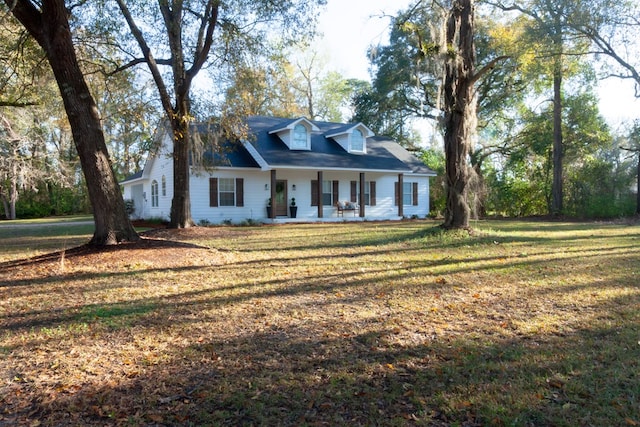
350;181;357;203
236;178;244;207
209;178;218;207
413;182;418;206
370;181;376;206
311;180;318;206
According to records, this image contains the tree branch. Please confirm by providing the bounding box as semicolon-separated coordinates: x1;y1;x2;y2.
471;55;510;85
109;57;173;75
114;0;174;115
0;100;39;107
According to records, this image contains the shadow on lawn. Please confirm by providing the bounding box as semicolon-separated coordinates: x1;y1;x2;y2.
5;291;638;426
2;222;639;425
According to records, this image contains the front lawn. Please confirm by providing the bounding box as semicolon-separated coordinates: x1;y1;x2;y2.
1;220;638;426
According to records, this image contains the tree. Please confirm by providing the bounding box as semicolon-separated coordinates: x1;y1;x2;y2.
3;0;138;245
566;0;640;97
354;1;516;226
487;1;596;216
0;114;31;219
110;0;325;228
415;0;507;228
288;49;358;122
223;54;307;119
621;121;640;214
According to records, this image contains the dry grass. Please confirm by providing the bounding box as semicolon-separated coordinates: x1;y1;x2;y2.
0;219;639;426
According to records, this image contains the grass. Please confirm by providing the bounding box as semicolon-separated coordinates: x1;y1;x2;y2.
0;219;639;426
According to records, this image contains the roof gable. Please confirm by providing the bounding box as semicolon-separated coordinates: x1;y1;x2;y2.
324;122;374;154
268;117;319;151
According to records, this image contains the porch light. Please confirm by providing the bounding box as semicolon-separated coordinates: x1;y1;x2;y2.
292;184;296;191
264;183;269;191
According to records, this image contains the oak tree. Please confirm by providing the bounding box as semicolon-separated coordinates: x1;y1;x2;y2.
3;0;138;245
110;0;325;228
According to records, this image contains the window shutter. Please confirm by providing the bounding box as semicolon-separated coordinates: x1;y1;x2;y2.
236;178;244;207
394;182;398;206
370;181;376;206
350;181;357;203
413;182;419;206
209;178;218;207
332;180;339;206
311;180;318;206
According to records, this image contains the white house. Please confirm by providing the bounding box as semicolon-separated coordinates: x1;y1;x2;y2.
121;116;436;224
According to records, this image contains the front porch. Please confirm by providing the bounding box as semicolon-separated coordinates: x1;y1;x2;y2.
263;215;404;224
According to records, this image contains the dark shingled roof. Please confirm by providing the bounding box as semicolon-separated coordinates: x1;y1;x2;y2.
245;116;426;172
120;170;143;183
123;116;436;180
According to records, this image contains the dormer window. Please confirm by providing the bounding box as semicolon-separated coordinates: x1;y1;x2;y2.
269;117;319;151
293;124;308;149
325;123;374;154
351;129;364;152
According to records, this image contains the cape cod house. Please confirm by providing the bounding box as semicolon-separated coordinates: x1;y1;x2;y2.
121;116;436;224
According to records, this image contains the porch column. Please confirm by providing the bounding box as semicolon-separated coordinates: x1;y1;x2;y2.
270;170;276;219
359;172;365;218
398;173;404;218
317;171;323;218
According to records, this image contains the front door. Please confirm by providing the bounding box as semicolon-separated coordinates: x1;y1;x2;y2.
275;180;288;216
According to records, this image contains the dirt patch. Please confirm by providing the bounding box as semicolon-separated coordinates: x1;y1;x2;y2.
0;230;227;282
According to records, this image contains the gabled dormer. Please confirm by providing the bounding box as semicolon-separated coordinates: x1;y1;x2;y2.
325;123;374;154
268;117;319;151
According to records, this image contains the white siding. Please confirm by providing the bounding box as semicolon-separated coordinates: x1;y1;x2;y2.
189;169;430;224
122;130;432;224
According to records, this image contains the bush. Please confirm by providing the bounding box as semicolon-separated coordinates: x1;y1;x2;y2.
123;199;136;217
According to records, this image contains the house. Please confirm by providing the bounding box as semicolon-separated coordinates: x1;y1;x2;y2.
120;116;436;224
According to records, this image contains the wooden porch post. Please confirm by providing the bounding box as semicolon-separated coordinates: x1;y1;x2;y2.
359;172;365;217
270;169;276;219
398;173;404;218
317;171;323;218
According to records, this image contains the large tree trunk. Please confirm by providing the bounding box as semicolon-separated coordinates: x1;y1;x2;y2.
442;0;476;229
8;0;138;245
169;114;194;228
551;52;564;216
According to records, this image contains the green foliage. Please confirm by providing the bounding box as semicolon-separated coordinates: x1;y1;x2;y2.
123;199;135;216
485;169;548;217
564;155;636;218
14;184;90;219
420;149;446;217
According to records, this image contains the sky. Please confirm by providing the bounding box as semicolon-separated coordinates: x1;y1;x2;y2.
314;0;639;128
315;0;411;81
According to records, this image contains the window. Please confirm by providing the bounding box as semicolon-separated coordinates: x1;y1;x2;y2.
292;124;308;149
395;181;418;206
161;175;166;197
151;180;159;207
403;182;413;206
322;180;334;206
219;178;236;206
351;129;364;152
351;181;376;206
209;177;244;207
311;180;338;206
